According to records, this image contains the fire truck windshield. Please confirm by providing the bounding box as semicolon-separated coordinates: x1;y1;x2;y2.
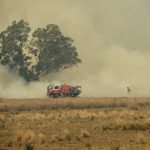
47;86;53;91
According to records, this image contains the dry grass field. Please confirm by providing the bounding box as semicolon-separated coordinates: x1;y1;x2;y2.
0;97;150;150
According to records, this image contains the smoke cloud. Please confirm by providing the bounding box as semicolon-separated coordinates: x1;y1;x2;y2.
1;0;150;98
0;65;50;98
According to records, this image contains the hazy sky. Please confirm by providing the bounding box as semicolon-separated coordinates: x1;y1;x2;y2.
1;0;150;98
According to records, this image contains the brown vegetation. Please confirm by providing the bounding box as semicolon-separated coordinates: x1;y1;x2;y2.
24;131;36;144
16;130;23;142
63;129;71;140
81;130;90;138
0;97;150;149
38;133;46;144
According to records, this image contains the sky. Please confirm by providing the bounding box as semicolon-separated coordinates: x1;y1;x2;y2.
0;0;150;98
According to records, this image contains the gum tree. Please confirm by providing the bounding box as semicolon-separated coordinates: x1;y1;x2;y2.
0;20;33;81
0;21;82;81
28;24;81;81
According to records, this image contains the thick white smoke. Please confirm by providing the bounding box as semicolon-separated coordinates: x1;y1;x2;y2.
51;45;150;97
1;0;150;98
0;65;50;98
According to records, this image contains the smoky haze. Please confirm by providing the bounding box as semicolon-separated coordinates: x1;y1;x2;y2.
0;0;150;98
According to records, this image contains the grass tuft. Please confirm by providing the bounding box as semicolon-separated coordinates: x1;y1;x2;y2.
38;133;46;144
102;125;108;130
0;120;5;129
16;130;23;142
51;134;63;142
136;132;146;144
11;117;15;122
85;142;91;147
81;130;90;138
138;102;145;107
119;102;127;107
25;142;34;150
63;129;71;141
24;131;36;144
128;122;144;130
6;140;13;147
110;144;120;150
76;136;81;141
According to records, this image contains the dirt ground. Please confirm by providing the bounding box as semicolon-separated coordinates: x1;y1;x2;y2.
0;97;150;150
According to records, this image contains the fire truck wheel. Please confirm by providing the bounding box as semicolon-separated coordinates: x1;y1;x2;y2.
72;94;77;97
50;94;55;98
68;94;71;97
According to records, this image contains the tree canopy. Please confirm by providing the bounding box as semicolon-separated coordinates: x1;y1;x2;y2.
0;20;81;81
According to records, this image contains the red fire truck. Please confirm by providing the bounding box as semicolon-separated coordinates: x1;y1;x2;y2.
47;84;82;98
